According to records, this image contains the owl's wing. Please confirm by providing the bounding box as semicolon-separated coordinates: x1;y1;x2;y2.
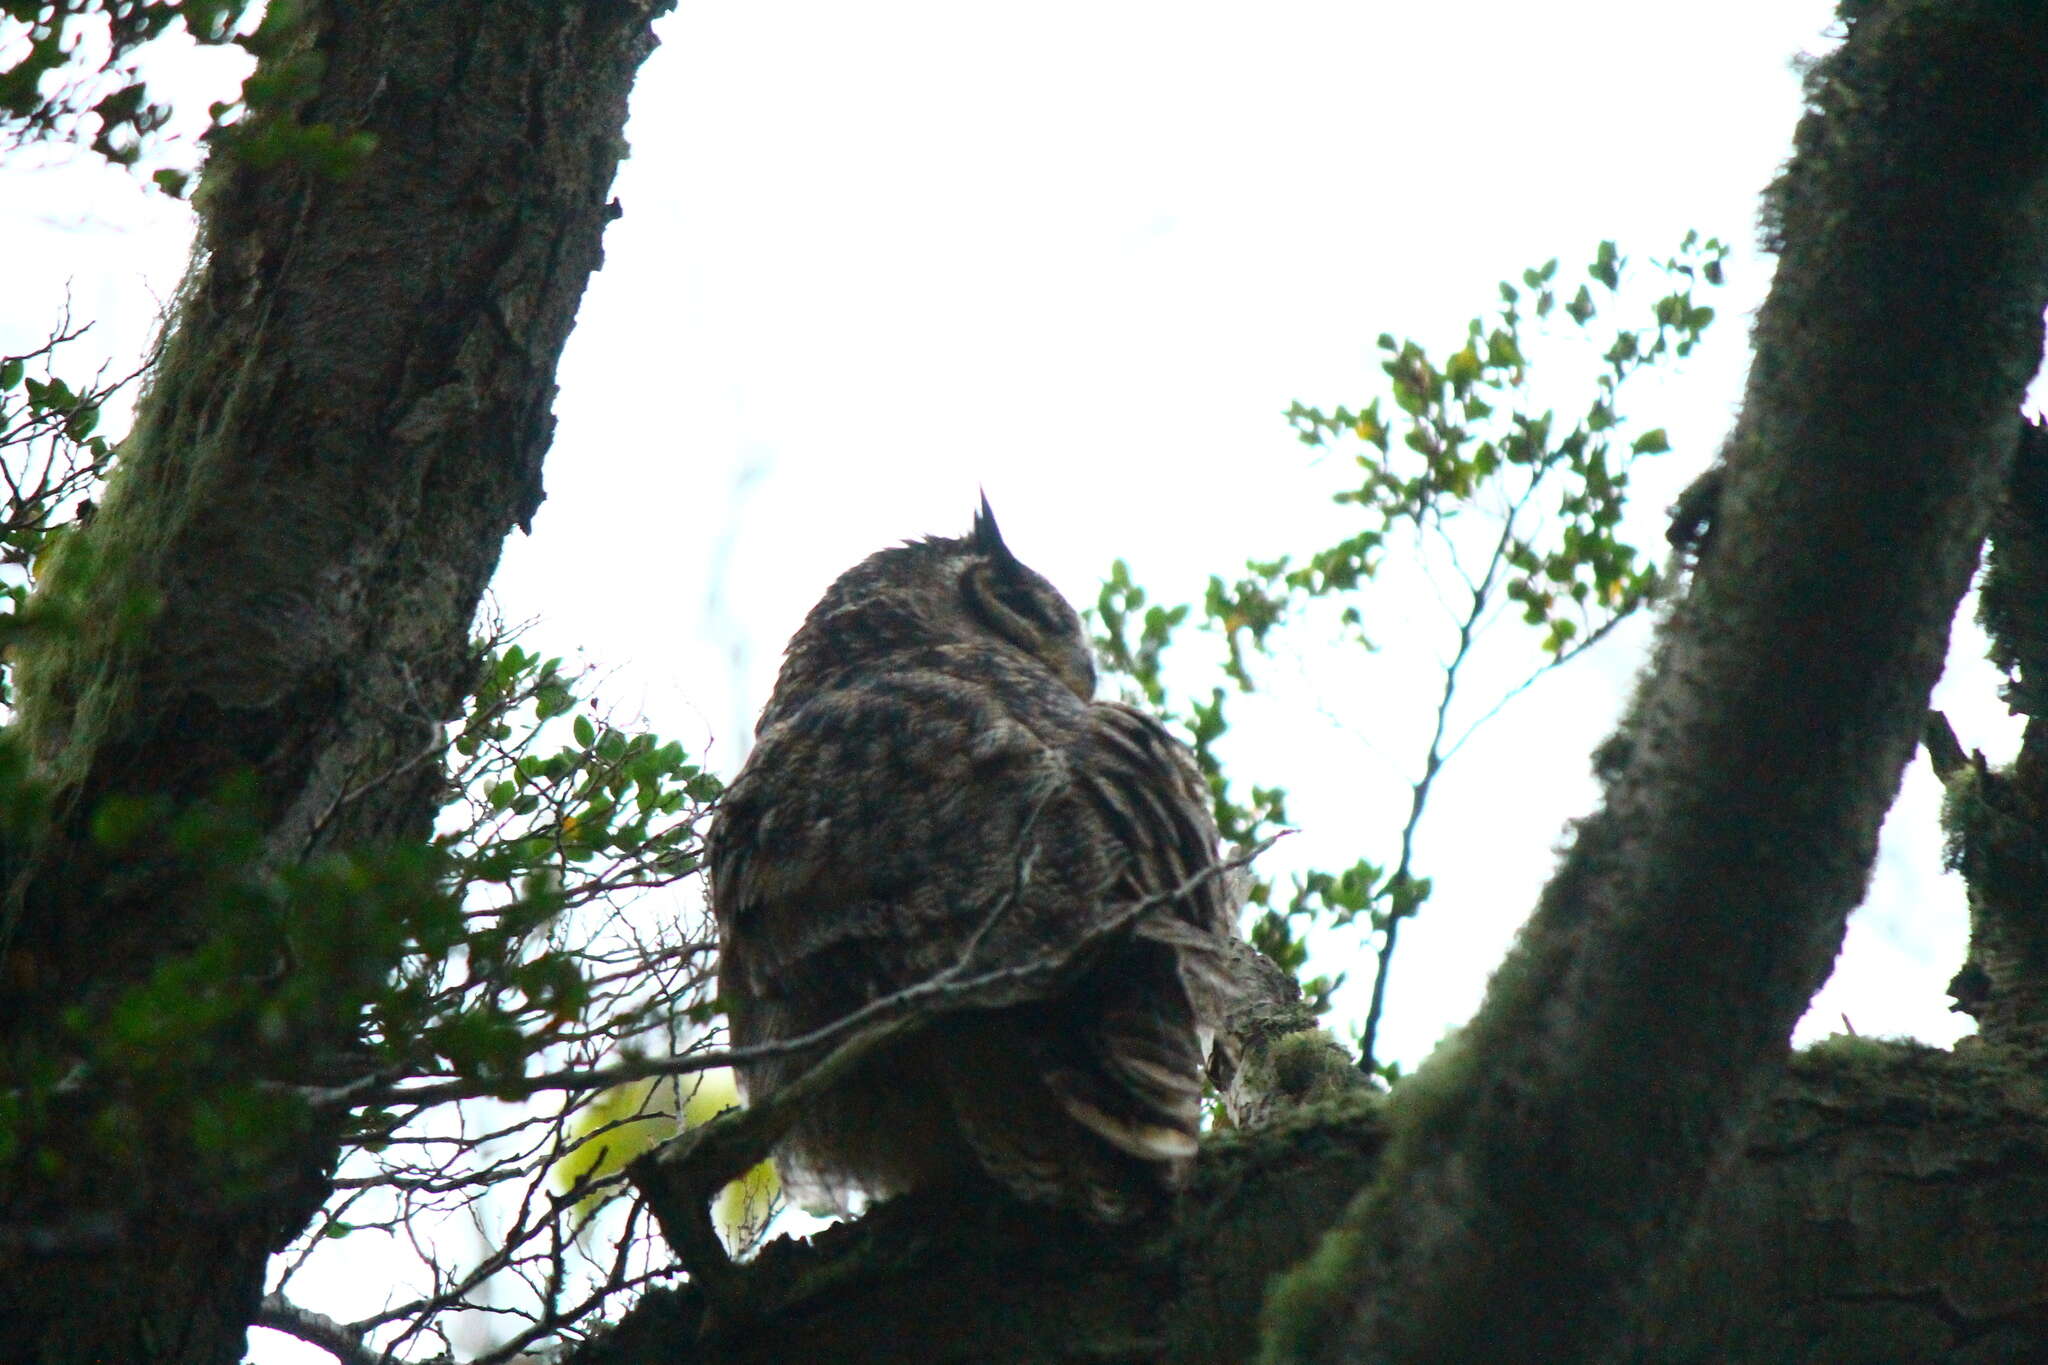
709;670;1074;1026
1026;700;1233;1165
713;684;1227;992
1063;700;1230;934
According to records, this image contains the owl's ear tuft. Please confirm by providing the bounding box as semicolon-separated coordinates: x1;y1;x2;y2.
972;492;1021;569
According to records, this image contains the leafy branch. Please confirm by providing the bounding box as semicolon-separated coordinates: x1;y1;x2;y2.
1095;234;1728;1075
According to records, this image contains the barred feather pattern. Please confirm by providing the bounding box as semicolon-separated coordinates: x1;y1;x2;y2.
709;504;1233;1221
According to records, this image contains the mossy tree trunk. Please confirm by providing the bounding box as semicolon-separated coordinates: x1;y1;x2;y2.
0;4;668;1361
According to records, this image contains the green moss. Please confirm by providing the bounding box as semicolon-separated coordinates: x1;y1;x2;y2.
1255;1222;1365;1365
1780;1033;2045;1131
9;442;178;779
1267;1031;1352;1099
12;220;254;782
1795;1031;1935;1071
1375;1023;1476;1139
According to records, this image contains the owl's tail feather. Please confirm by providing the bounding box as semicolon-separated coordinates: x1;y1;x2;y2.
1040;939;1207;1166
936;1016;1161;1223
933;930;1227;1220
1042;1055;1200;1162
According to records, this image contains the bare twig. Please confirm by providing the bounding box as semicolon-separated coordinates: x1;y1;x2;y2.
255;1295;384;1365
1358;509;1519;1073
338;838;1281;1114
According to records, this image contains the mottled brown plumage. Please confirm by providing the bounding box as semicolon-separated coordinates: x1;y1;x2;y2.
709;501;1232;1220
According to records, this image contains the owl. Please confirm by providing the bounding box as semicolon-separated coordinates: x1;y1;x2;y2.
708;500;1233;1221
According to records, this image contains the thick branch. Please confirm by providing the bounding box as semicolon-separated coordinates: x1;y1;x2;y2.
1261;4;2048;1361
566;1045;2048;1365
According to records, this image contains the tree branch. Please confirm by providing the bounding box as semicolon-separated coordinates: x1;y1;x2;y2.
255;1295;383;1365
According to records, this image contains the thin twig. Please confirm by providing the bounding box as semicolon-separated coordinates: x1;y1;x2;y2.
333;838;1281;1113
1358;509;1518;1073
255;1295;383;1365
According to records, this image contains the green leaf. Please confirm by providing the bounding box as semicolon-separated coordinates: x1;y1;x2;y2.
1391;376;1426;417
1631;428;1670;455
572;714;596;748
1484;330;1525;368
1591;240;1621;290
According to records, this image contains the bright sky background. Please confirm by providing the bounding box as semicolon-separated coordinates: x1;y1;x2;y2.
5;2;2018;1359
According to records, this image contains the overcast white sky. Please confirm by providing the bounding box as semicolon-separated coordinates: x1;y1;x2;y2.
5;2;2020;1357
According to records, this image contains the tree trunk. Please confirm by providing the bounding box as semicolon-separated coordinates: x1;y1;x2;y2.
0;4;667;1361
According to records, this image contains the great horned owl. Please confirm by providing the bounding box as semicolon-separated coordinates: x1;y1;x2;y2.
709;500;1232;1221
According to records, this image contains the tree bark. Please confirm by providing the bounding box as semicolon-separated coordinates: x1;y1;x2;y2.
1630;1041;2048;1363
0;3;668;1361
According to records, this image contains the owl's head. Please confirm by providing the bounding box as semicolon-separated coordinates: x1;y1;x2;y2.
763;498;1097;728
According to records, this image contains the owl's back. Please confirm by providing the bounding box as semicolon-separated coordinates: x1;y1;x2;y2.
710;510;1231;1220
